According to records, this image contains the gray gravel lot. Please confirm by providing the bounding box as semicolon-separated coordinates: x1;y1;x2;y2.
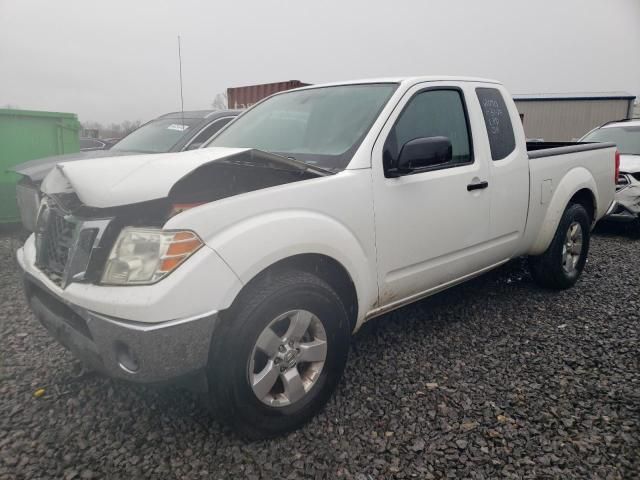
1;225;639;479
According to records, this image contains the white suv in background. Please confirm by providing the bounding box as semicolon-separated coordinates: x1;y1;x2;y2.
581;118;640;230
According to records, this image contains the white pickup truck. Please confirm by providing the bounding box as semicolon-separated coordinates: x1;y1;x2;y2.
18;77;618;438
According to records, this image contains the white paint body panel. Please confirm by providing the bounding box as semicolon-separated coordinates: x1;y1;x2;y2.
524;149;614;255
165;170;379;324
371;81;494;304
31;76;616;329
478;85;531;259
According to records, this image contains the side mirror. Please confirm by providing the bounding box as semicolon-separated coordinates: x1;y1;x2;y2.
186;142;204;151
395;136;452;174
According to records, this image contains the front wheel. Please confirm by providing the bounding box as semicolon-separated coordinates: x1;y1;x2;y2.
529;203;591;290
206;270;351;439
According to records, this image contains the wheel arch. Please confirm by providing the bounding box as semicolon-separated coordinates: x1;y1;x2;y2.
229;253;359;333
206;209;378;331
569;188;596;224
529;167;598;255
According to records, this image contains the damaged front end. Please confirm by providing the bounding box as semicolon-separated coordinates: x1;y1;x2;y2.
34;148;329;288
32;195;168;287
609;172;640;222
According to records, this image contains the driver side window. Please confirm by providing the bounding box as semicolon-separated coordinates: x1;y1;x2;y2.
383;89;473;172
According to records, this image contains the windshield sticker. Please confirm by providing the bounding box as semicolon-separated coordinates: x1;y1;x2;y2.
167;124;189;132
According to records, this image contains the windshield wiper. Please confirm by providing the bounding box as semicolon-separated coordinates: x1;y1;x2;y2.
266;152;335;176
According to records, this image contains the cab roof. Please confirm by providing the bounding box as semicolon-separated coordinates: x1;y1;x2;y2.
295;76;501;89
602;118;640;129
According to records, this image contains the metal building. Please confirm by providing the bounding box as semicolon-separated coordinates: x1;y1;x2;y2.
514;92;636;141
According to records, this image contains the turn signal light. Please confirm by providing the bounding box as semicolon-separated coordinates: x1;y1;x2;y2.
159;231;203;273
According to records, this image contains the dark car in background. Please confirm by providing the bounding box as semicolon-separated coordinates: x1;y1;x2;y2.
79;137;121;151
13;109;239;230
79;137;111;151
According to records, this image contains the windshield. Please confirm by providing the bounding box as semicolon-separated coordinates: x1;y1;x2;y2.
582;125;640;155
111;118;201;153
207;84;397;170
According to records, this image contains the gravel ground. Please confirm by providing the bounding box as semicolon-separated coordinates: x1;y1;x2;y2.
1;225;638;479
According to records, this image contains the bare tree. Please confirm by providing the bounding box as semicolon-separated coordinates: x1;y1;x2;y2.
121;120;141;135
81;120;103;130
211;91;228;110
81;119;141;139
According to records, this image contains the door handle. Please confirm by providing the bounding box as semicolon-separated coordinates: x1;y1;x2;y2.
467;180;489;191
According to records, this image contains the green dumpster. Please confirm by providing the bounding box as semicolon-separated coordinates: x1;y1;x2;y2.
0;109;80;223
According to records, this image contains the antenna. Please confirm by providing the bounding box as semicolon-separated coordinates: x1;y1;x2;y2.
177;35;185;129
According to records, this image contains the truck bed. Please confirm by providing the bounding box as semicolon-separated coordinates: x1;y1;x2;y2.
527;141;615;159
521;141;617;257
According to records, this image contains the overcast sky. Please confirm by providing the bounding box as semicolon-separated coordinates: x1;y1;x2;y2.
1;0;638;124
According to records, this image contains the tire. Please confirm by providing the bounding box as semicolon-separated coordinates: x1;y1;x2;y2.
206;270;351;439
529;203;591;290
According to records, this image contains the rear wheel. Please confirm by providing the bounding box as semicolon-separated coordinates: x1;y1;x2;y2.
529;203;591;290
206;270;350;439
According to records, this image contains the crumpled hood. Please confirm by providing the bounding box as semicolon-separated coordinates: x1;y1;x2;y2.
11;149;141;182
620;154;640;174
40;147;326;209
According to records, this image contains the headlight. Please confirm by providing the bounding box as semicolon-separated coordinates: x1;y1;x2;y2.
102;228;203;285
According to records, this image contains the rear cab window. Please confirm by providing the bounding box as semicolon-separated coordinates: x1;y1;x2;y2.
476;87;516;160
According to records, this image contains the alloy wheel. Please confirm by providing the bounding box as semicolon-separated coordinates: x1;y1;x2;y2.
248;310;328;407
562;221;583;275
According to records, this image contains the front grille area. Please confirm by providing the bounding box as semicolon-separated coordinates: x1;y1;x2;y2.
45;211;75;272
34;197;111;287
36;205;77;285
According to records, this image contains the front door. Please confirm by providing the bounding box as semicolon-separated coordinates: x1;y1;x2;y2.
372;84;492;306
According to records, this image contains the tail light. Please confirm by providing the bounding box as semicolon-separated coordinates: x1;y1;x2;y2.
615;149;620;185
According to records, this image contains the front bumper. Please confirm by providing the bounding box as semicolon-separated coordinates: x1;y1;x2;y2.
606;185;640;222
16;199;243;384
22;272;217;383
17;231;241;383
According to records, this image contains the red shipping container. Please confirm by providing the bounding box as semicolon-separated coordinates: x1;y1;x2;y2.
227;80;310;109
